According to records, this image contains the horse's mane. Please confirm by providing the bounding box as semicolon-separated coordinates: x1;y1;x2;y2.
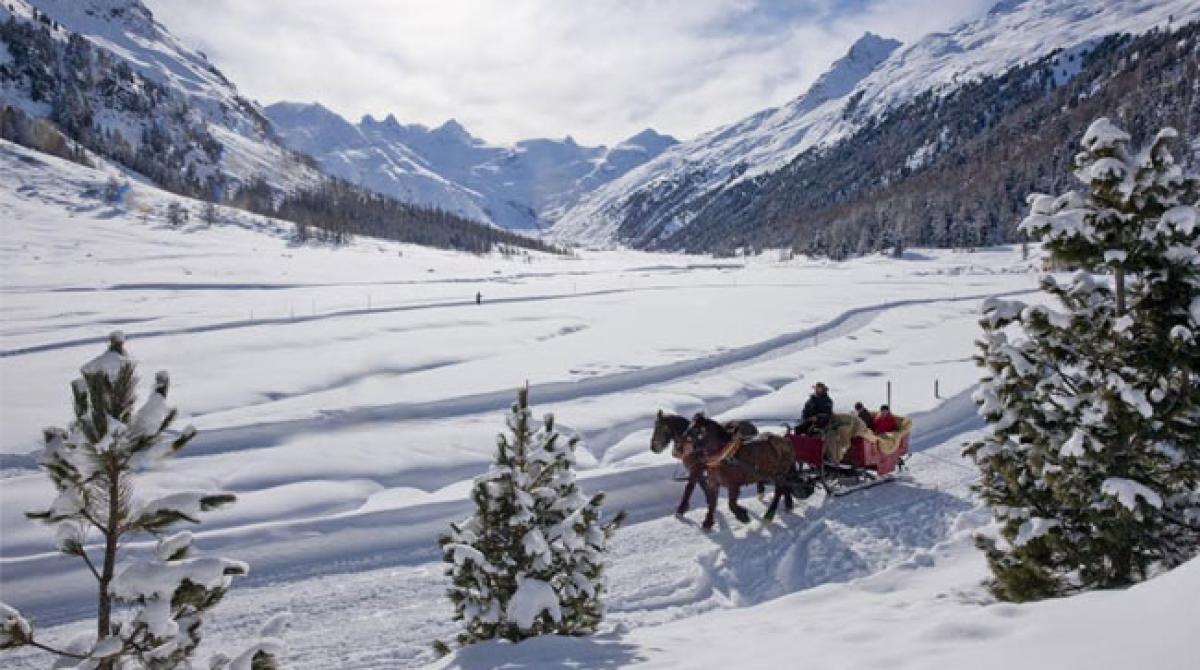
691;414;732;442
662;413;690;434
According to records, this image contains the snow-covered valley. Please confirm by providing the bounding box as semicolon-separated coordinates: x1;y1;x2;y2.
3;133;1197;669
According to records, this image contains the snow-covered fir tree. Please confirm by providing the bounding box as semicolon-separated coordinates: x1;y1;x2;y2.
966;118;1200;602
0;332;286;669
437;387;625;651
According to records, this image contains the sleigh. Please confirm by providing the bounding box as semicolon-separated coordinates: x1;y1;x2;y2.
787;416;912;497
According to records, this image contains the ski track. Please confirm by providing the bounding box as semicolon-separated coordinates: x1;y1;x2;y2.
1;262;747;295
1;281;810;357
0;287;1031;477
0;381;985;631
0;413;984;670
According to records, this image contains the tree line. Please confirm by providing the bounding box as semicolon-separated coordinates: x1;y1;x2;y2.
0;11;558;256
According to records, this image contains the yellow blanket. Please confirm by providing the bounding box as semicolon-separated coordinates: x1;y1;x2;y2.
822;414;912;461
821;413;876;462
873;416;912;455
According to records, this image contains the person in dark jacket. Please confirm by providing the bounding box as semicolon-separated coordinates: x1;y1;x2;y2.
854;402;875;430
797;382;833;433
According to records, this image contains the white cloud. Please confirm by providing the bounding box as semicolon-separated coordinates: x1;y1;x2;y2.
144;0;994;145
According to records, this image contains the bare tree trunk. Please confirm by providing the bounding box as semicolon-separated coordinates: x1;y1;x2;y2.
97;462;120;670
1115;266;1126;315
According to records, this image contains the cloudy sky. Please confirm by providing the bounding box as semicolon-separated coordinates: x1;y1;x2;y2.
145;0;995;146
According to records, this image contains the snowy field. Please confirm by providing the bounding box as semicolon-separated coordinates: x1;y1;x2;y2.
2;140;1193;669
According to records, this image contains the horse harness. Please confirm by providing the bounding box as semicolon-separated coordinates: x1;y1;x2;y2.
703;433;773;483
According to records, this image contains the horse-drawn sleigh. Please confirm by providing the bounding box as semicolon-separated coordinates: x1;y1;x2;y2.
651;410;912;530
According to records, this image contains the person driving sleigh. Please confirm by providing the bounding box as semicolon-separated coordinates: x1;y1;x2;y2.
796;382;833;434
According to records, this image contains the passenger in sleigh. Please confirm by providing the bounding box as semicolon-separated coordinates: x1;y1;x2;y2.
871;405;912;456
873;405;899;434
853;402;875;430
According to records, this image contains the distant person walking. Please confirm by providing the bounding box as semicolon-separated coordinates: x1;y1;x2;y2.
475;291;482;305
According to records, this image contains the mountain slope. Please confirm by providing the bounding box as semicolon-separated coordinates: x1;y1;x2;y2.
266;102;677;230
0;0;558;254
667;19;1200;256
553;0;1198;247
0;0;317;195
664;21;1200;256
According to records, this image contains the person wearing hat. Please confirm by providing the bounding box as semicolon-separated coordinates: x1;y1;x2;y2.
873;404;899;433
797;382;834;433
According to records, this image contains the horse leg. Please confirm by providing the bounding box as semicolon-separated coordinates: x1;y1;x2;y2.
677;467;699;515
764;479;786;522
728;484;750;523
701;478;720;531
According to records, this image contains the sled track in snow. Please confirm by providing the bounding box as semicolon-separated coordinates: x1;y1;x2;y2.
1;281;808;358
4;262;746;295
0;288;1027;474
0;390;984;628
176;289;1031;459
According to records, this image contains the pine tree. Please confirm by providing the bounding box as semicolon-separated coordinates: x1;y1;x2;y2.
437;388;624;651
165;201;188;227
201;200;219;226
966;118;1200;602
0;332;286;668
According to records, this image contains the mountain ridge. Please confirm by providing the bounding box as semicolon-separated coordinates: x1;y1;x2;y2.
266;101;678;230
0;0;318;194
551;0;1199;248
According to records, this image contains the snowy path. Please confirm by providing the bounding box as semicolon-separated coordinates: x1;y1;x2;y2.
3;282;782;358
3;402;986;669
77;288;1028;462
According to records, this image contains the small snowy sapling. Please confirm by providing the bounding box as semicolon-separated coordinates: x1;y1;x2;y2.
0;332;287;669
437;387;625;652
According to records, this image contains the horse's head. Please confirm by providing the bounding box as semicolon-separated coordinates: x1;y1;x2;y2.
684;413;730;454
650;410;690;454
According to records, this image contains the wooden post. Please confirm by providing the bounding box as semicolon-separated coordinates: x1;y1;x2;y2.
935;378;940;399
887;380;892;407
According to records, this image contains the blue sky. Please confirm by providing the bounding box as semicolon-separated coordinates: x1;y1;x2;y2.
146;0;995;146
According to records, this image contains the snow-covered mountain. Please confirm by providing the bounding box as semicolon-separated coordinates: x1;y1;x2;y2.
0;0;317;195
267;102;677;230
552;0;1199;246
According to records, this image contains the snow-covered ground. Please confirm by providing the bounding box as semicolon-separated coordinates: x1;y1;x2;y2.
3;139;1192;669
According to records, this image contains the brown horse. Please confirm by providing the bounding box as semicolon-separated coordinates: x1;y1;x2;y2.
650;411;760;516
684;414;795;530
650;410;708;515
